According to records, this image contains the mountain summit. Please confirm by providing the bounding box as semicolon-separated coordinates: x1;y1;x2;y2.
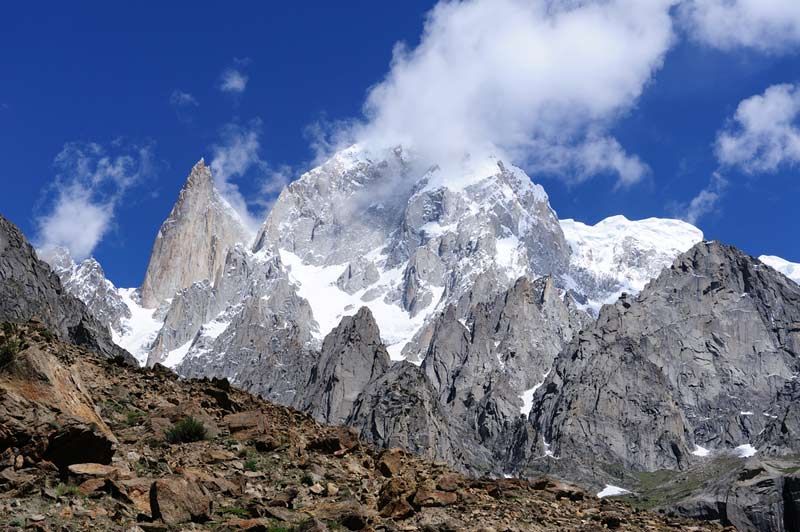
140;159;251;308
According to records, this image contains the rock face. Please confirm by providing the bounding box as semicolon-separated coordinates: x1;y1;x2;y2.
0;322;723;531
140;159;250;309
44;247;132;334
524;241;800;474
303;307;390;425
507;241;800;530
0;215;133;362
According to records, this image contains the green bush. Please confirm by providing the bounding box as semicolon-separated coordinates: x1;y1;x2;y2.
0;337;22;367
165;416;207;444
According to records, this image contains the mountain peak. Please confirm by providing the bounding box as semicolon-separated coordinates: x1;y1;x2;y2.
139;161;250;308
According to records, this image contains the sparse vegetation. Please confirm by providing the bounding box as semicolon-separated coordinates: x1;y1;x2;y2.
244;457;259;471
55;483;81;497
165;416;207;444
217;506;249;518
124;409;145;427
0;323;24;367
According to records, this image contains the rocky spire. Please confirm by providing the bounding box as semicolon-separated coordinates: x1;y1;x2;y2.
140;159;250;308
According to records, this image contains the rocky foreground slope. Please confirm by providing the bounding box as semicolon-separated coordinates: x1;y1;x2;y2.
0;321;726;531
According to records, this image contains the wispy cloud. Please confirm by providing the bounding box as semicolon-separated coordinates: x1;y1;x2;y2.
35;141;154;261
672;82;800;225
219;58;250;94
679;0;800;53
169;90;198;108
673;172;728;225
322;0;676;187
209;120;291;231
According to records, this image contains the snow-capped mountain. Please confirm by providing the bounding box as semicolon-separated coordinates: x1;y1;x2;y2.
560;215;704;312
52;145;719;372
759;255;800;285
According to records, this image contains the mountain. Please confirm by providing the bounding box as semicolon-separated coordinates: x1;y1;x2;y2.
0;320;723;531
560;215;704;312
44;247;131;335
514;241;800;530
0;215;133;364
38;145;800;530
760;255;800;285
140;159;251;309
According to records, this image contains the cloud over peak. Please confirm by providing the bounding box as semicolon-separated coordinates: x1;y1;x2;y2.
345;0;676;186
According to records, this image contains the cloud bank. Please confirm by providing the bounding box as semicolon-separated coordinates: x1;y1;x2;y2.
344;0;676;185
680;0;800;53
35;141;153;261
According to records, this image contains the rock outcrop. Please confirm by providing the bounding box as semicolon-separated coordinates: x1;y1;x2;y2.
140;159;250;309
513;241;800;531
303;307;390;425
0;321;724;531
0;215;133;363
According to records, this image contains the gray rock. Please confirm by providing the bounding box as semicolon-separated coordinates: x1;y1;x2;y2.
0;215;134;363
303;307;390;425
521;242;800;478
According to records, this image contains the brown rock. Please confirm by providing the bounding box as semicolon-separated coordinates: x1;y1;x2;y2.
379;497;415;520
42;422;115;471
67;462;119;479
412;488;458;508
436;472;461;492
377;448;404;478
77;477;108;496
149;477;211;525
297;518;330;531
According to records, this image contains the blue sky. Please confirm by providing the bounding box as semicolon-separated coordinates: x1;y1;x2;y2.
1;1;799;288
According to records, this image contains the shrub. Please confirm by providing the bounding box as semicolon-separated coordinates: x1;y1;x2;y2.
244;458;258;471
124;409;145;427
165;416;207;444
0;337;22;367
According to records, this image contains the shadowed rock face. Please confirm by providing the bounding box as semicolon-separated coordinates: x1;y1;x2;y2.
523;241;800;476
140;160;250;309
303;307;390;425
0;215;134;363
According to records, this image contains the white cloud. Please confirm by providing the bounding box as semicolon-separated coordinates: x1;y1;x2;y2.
35;141;153;261
340;0;676;186
169;90;198;107
525;135;650;187
219;68;248;94
680;0;800;52
209;120;290;230
716;83;800;173
674;172;728;225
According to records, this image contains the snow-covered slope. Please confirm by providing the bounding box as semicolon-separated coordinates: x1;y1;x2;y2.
560;215;704;312
251;145;570;360
760;255;800;285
